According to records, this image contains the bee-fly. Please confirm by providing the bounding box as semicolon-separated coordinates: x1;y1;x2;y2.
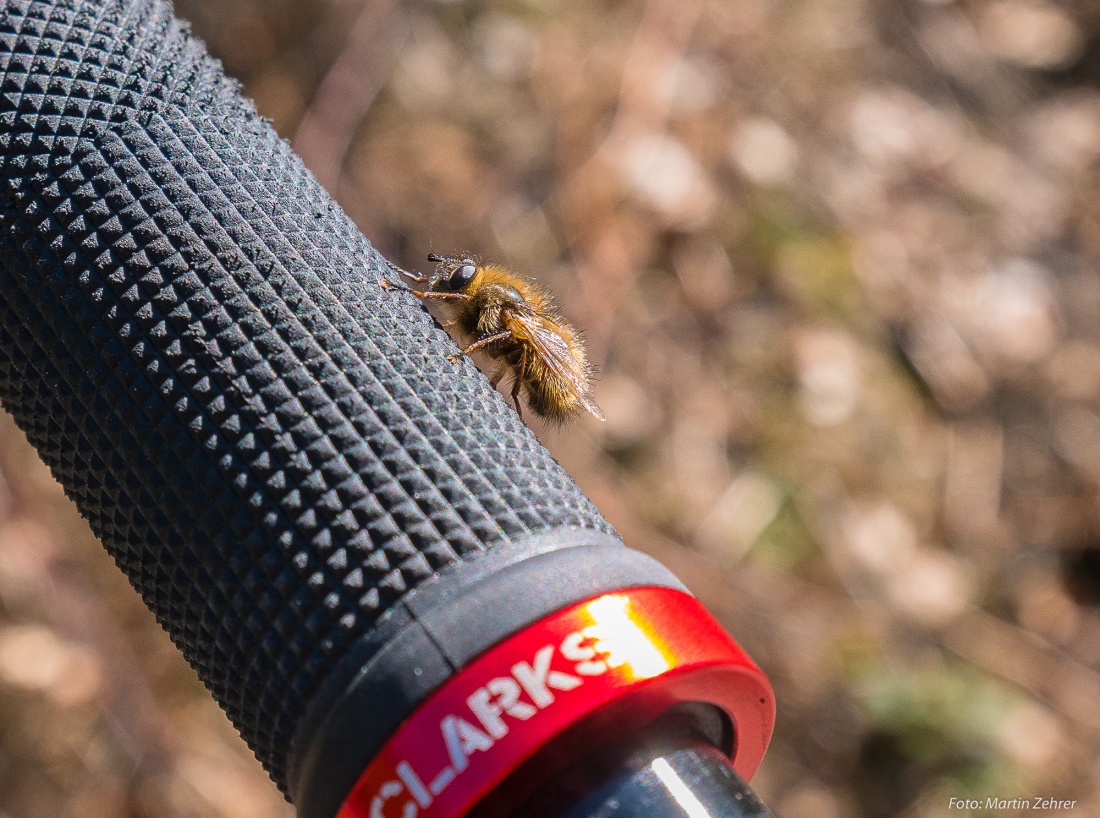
382;253;605;424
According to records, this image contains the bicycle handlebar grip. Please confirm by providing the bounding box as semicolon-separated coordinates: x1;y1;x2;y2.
0;2;774;817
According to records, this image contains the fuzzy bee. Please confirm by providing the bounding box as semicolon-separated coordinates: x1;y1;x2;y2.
381;253;604;424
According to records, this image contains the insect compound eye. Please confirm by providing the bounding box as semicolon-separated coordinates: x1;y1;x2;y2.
449;263;476;289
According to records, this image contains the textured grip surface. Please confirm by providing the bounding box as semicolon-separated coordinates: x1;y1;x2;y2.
0;0;614;793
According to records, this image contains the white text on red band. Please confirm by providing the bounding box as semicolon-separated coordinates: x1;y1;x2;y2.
368;628;614;818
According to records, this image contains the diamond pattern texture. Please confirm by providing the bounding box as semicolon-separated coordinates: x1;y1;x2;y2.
0;0;614;793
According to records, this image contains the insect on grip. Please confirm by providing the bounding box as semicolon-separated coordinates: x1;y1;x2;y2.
382;255;605;423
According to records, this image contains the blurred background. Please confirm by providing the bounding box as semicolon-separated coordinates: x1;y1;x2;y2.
3;0;1100;815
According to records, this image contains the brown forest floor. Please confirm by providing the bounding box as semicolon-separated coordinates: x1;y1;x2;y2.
4;1;1100;816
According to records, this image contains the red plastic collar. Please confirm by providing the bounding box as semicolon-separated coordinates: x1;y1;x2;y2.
337;587;775;818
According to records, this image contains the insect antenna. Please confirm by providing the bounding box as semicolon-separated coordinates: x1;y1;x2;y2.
383;257;429;283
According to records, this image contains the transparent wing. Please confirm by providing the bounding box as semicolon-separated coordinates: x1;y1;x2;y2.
506;309;605;421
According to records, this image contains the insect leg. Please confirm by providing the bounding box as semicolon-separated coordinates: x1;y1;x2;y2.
510;383;523;418
380;280;471;302
446;331;512;363
510;352;526;418
383;258;429;283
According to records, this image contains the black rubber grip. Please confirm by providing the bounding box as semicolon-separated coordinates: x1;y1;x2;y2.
0;0;685;808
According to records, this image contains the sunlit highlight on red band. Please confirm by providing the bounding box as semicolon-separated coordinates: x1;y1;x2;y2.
338;587;775;818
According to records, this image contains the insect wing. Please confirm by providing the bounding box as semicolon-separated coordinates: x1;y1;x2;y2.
508;310;605;421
